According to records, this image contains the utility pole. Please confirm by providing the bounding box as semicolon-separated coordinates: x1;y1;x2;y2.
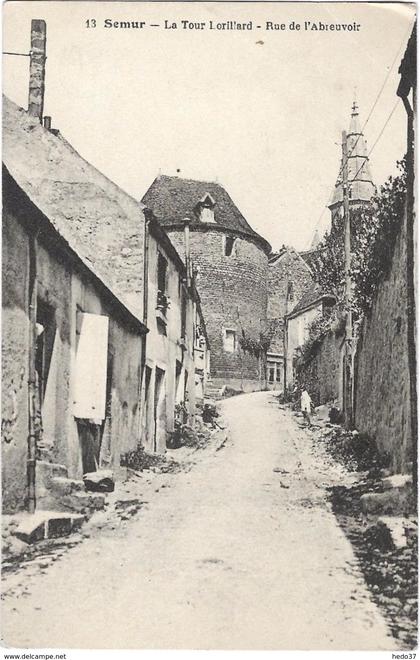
342;130;353;428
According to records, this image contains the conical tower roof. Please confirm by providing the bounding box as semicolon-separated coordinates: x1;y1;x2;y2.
328;102;376;210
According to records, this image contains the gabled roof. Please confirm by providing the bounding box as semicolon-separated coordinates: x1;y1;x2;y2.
268;247;288;264
2;95;145;318
329;103;376;209
4;165;148;334
269;245;313;273
287;281;335;319
142;174;271;254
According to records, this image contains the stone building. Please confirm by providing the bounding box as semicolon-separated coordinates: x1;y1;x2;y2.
2;97;149;513
142;175;271;392
266;247;313;390
285;282;336;390
139;215;210;454
2;96;209;515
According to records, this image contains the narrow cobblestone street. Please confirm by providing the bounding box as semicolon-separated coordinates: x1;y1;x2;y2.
2;392;396;650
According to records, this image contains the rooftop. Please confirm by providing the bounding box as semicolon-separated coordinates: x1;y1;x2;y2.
329;102;376;209
2;95;145;319
142;174;271;254
288;281;335;318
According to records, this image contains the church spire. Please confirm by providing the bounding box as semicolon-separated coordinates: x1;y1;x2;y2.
328;101;376;213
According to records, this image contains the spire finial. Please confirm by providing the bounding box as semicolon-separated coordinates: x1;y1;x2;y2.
352;87;358;116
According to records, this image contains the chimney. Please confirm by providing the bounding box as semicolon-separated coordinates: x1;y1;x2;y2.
43;116;51;130
28;19;47;121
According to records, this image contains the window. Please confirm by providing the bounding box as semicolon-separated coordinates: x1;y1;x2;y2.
157;252;167;294
73;313;109;420
224;329;237;353
200;206;215;223
224;236;236;257
287;281;294;302
157;252;169;313
180;287;187;339
197;193;216;223
35;299;56;404
267;355;283;386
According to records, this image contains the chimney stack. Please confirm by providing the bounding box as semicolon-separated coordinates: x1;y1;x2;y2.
43;116;51;130
28;19;47;121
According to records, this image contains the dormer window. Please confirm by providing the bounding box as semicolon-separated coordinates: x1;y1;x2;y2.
196;193;216;223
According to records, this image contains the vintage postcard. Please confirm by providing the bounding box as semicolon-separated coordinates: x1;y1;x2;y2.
1;0;417;652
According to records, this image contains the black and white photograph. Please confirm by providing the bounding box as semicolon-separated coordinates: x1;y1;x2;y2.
1;0;417;652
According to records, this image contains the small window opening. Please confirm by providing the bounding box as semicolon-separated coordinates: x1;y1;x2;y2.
224;329;237;353
35;299;56;404
181;288;187;339
157;252;169;312
224;236;236;257
287;281;294;302
157;253;168;294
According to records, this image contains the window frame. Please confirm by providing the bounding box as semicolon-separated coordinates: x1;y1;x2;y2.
223;328;237;353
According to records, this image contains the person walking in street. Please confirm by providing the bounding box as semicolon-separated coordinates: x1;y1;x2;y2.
301;388;312;427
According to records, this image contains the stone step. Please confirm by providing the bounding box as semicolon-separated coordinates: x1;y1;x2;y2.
50;477;86;497
36;461;69;501
381;473;413;491
61;492;106;514
37;460;68;482
14;511;85;544
360;487;414;516
37;491;106;516
37;447;54;462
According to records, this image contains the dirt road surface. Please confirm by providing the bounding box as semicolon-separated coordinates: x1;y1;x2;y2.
1;392;397;650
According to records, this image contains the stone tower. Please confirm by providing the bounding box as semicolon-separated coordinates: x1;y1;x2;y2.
328;102;376;221
142;175;271;392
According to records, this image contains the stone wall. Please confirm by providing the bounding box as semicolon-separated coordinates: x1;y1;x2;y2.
168;228;268;390
296;212;412;473
354;213;412;473
267;249;313;362
2;210;30;512
296;327;344;407
2;196;145;513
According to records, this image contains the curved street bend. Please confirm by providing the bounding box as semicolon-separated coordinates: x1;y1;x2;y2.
2;392;396;650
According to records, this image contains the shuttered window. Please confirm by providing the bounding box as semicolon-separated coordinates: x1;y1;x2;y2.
73;312;109;420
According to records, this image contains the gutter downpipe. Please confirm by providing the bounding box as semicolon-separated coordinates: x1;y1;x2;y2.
27;228;39;513
141;210;151;383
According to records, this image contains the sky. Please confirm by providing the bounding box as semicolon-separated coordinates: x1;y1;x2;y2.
3;1;415;252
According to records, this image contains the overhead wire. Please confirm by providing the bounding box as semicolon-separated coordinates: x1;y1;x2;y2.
350;99;400;183
306;22;413;248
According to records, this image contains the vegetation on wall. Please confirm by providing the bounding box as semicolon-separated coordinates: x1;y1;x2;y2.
239;330;271;359
310;159;407;318
296;311;336;366
295;160;406;400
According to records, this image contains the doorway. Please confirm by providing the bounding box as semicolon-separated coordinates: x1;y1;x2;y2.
153;367;166;452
